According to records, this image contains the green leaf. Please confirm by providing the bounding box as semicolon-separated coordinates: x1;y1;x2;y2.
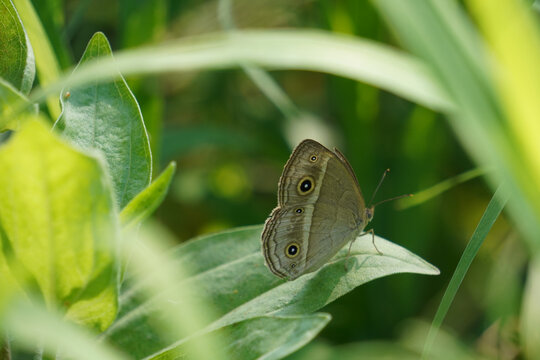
0;0;35;94
152;314;331;360
55;32;152;209
0;119;119;331
120;161;176;228
103;225;438;358
0;78;33;131
11;0;61;117
422;186;508;358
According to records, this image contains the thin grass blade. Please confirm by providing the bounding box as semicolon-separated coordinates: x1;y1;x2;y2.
422;186;508;358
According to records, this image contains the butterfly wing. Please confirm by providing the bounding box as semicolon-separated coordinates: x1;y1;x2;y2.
262;139;367;280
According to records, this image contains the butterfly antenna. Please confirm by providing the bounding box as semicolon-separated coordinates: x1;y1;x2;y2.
373;193;413;207
368;168;390;207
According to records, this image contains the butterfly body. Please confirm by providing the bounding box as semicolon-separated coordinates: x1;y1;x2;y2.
261;139;373;280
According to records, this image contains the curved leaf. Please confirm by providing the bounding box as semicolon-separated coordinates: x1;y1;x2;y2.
120;161;176;229
54;32;152;209
0;0;35;94
33;30;454;112
103;225;438;358
11;0;60;116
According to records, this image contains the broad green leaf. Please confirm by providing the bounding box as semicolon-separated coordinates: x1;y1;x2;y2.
521;255;540;359
0;0;35;94
120;161;176;228
32;30;454;113
1;300;128;360
152;314;331;360
116;224;229;360
11;0;60;117
0;119;118;331
0;78;33;131
55;32;152;209
103;225;438;358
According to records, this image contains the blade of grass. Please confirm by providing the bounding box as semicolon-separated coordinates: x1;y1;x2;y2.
119;225;229;360
466;0;540;253
2;300;128;360
422;186;508;358
373;0;540;260
397;167;487;210
28;30;454;114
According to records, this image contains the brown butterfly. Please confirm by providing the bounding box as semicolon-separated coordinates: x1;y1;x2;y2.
261;139;407;280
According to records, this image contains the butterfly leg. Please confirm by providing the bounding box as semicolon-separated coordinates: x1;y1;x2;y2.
357;229;383;255
366;228;383;255
343;229;382;272
343;238;356;271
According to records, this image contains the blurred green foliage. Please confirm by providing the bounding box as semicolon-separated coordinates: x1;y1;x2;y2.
1;0;535;358
55;0;511;354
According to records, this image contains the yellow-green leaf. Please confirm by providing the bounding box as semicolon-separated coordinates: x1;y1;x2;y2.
0;119;119;331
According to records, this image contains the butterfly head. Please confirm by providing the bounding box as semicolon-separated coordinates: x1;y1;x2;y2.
365;206;375;223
